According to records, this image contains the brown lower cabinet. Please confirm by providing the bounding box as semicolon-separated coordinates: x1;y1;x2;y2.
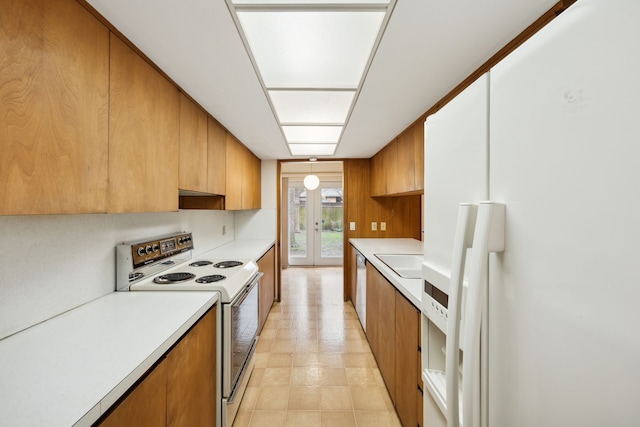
97;306;217;427
257;246;276;333
366;264;421;427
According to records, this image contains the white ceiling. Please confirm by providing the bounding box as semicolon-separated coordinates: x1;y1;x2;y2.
86;0;557;160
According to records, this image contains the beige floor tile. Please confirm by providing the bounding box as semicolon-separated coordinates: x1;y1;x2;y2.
232;410;253;427
318;353;344;368
275;329;298;340
354;411;393;427
256;338;273;353
342;353;375;368
249;410;287;427
248;368;264;387
291;367;321;386
350;386;389;411
285;411;322;427
239;386;259;411
293;352;320;367
295;340;318;353
318;367;348;386
271;339;297;353
319;386;353;410
253;352;269;368
255;386;290;410
321;411;357;427
287;386;321;410
232;267;421;427
259;328;277;339
267;353;294;368
262;367;292;386
319;339;347;353
345;368;379;387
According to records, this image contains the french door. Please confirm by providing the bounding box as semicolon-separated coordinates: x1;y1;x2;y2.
288;180;343;266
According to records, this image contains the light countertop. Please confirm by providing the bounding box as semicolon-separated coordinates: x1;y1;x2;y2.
349;238;423;308
0;291;218;426
199;239;275;261
0;238;277;427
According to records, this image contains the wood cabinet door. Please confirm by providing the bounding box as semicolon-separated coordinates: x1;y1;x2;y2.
395;291;420;427
257;246;276;332
0;0;109;215
224;134;243;210
365;262;379;356
397;130;417;193
413;122;425;192
370;153;384;197
376;272;397;403
207;117;227;195
166;307;217;427
384;139;400;195
250;152;262;209
98;361;167;427
179;93;208;193
108;34;179;213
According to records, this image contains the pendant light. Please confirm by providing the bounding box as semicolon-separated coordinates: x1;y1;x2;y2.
304;159;320;190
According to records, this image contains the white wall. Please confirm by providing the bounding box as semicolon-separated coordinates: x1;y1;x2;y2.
0;210;234;340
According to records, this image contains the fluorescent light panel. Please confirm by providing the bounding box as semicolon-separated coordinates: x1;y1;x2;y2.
236;10;385;88
289;144;337;156
233;0;389;4
283;125;342;143
270;90;355;124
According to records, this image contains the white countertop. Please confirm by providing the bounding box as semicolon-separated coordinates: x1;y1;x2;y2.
199;239;275;261
0;291;218;427
349;238;423;308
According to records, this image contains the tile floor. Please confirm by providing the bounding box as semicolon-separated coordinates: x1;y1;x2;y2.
233;267;402;427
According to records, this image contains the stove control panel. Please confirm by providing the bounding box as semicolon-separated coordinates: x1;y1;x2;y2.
130;232;193;269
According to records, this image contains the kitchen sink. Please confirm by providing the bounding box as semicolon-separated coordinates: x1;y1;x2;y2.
374;253;423;279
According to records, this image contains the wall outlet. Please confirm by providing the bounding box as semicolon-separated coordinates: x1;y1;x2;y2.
371;222;377;231
349;222;356;231
380;222;386;231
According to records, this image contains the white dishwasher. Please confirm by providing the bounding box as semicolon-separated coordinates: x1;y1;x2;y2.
355;250;366;331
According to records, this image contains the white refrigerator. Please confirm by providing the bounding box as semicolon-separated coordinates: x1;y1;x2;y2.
421;1;640;426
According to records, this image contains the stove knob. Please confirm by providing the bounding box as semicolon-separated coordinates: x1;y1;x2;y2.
152;244;159;253
137;247;145;256
177;237;183;245
145;245;152;254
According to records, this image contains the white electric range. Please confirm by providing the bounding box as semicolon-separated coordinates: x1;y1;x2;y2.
116;232;260;427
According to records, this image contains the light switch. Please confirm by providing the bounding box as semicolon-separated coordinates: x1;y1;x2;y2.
371;222;377;231
349;222;356;231
380;222;386;231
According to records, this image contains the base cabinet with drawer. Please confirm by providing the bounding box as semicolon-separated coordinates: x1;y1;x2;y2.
97;305;217;427
366;264;421;427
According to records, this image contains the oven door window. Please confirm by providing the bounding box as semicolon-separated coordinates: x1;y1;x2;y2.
230;282;258;389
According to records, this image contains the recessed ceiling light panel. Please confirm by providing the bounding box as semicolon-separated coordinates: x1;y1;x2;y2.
237;10;385;88
283;125;342;143
270;90;355;124
289;143;337;156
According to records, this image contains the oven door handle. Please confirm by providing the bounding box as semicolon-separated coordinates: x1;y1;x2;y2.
231;272;263;306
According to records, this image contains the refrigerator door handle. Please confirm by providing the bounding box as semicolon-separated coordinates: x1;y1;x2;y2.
446;203;478;427
462;202;505;427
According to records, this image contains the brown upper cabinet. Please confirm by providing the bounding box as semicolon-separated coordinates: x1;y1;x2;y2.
225;134;261;210
0;0;109;215
179;94;209;193
207;117;227;196
108;34;180;213
371;122;424;197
